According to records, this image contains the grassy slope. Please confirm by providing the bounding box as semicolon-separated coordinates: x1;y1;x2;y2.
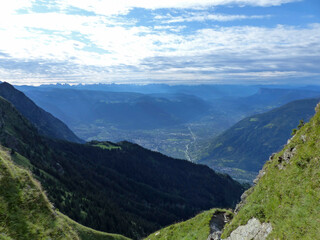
61;214;130;240
145;209;232;240
221;103;320;239
0;146;130;240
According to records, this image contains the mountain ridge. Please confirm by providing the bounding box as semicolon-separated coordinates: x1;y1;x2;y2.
199;98;320;181
0;82;83;143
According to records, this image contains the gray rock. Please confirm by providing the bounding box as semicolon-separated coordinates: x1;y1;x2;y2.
207;211;233;240
315;103;320;113
253;169;266;185
234;187;254;214
277;146;296;170
223;218;272;240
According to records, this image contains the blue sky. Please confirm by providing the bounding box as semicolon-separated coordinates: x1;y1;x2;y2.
0;0;319;85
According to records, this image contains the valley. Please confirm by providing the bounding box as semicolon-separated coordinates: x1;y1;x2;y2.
17;83;320;178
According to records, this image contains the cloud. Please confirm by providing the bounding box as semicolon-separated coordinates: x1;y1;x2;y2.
56;0;301;16
0;16;319;84
154;12;272;23
0;0;318;85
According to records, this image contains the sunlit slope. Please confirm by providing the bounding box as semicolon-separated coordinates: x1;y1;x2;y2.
145;209;232;240
221;102;320;239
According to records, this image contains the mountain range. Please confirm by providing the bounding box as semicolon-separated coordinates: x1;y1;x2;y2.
17;85;320;161
0;83;244;239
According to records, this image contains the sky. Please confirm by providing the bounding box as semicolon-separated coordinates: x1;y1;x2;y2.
0;0;319;85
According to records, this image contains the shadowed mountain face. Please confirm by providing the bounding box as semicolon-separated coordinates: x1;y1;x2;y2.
0;82;83;143
199;98;320;181
0;86;244;239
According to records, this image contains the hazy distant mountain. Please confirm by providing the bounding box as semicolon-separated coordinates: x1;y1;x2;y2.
18;88;211;129
199;98;320;181
210;88;320;120
18;83;259;100
0;82;83;143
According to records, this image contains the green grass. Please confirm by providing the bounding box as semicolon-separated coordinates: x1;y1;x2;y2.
145;209;232;240
10;152;33;169
0;146;130;240
61;214;131;240
0;146;79;240
90;141;122;150
221;104;320;239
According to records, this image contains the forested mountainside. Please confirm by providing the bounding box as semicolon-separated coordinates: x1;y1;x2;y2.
0;82;83;143
0;86;244;239
199;98;319;182
0;146;130;240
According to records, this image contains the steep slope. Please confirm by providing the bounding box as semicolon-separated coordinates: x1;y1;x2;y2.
0;146;129;240
0;94;244;239
0;82;83;143
199;98;319;181
220;102;320;239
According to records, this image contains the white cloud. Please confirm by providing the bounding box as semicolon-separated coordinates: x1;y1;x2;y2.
55;0;300;16
0;0;35;16
0;0;318;85
155;13;271;23
1;18;319;84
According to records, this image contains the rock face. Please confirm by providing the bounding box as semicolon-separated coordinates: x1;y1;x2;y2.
223;218;272;240
207;211;233;240
277;146;296;170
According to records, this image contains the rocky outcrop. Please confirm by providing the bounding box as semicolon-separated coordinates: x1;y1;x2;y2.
223;218;272;240
277;146;296;170
207;211;233;240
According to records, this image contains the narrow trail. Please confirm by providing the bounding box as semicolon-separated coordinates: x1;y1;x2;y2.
185;126;197;162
